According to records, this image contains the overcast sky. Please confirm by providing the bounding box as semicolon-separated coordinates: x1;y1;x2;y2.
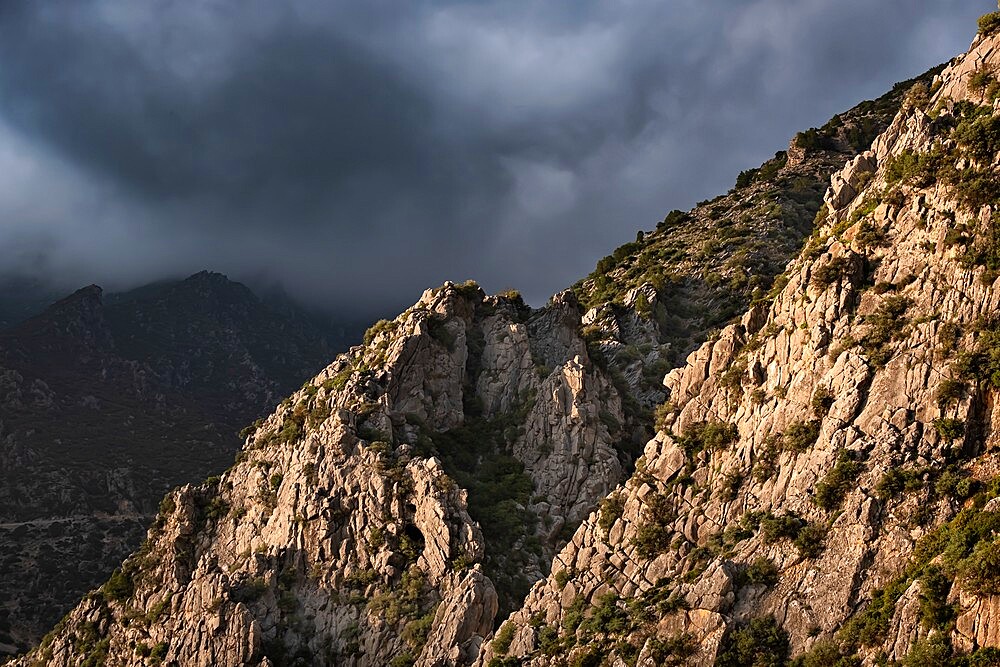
0;1;990;317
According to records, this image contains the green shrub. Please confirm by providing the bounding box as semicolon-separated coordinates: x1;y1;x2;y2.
885;150;920;185
269;472;284;491
967;647;1000;665
753;437;780;482
657;209;688;230
969;66;999;98
918;565;954;631
794;522;827;559
760;512;804;544
388;653;416;667
933;418;965;441
859;296;911;367
736;168;758;189
876;468;924;500
938;322;962;352
275;404;307;445
562;595;587;634
744;557;779;587
149;642;169;665
936;378;967;407
719;471;744;502
783;420;821;452
581;593;629;636
795;128;837;152
788;639;860;667
788;639;861;667
952;317;1000;388
537;624;560;655
646;633;698;666
960;540;1000;596
491;623;517;655
811;257;850;289
427;316;457;351
233;576;270;602
598;493;625;533
716;616;790;667
103;568;133;602
953;111;1000;163
905;82;931;110
632;493;677;558
811;387;834;417
935;466;976;500
718;358;748;391
979;12;1000;36
674;421;739;457
402;613;435;650
568;646;604;667
855;219;888;249
902;634;952;667
885;147;949;189
840;578;910;649
813;450;863;510
653;403;675;432
146;594;173;623
554;569;572;590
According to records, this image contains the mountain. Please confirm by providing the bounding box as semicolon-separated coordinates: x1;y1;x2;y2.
0;272;343;656
0;275;62;330
479;18;1000;667
11;13;1000;667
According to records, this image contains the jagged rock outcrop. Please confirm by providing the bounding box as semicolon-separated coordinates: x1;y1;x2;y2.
6;283;634;666
477;20;1000;667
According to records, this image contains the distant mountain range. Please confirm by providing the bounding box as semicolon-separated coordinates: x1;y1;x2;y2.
0;271;358;655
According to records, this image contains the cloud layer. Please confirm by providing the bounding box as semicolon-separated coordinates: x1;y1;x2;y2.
0;1;989;315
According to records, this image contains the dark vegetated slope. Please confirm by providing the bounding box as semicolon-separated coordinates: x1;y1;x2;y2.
0;271;340;655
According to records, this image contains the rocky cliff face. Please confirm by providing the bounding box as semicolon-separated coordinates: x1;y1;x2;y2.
4;283;625;667
478;20;1000;667
0;272;338;656
10;16;997;667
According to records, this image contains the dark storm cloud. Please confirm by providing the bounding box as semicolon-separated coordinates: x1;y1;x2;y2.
0;0;990;316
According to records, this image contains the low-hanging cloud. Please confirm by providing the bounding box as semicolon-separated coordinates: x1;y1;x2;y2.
0;0;989;317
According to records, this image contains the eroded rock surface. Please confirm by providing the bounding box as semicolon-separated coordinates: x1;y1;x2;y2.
478;24;1000;667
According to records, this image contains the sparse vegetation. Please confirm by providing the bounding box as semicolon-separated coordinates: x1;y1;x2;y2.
743;557;780;587
760;512;804;544
102;568;133;603
813;450;864;510
811;256;851;289
782;420;822;453
811;387;834;417
875;467;925;500
793;522;828;559
719;470;744;502
716;616;790;667
632;493;677;558
979;11;1000;37
674;421;739;457
491;622;517;655
598;492;625;533
858;296;911;367
933;418;965;441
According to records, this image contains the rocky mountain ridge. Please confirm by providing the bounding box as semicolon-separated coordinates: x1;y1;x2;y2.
8;13;999;667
